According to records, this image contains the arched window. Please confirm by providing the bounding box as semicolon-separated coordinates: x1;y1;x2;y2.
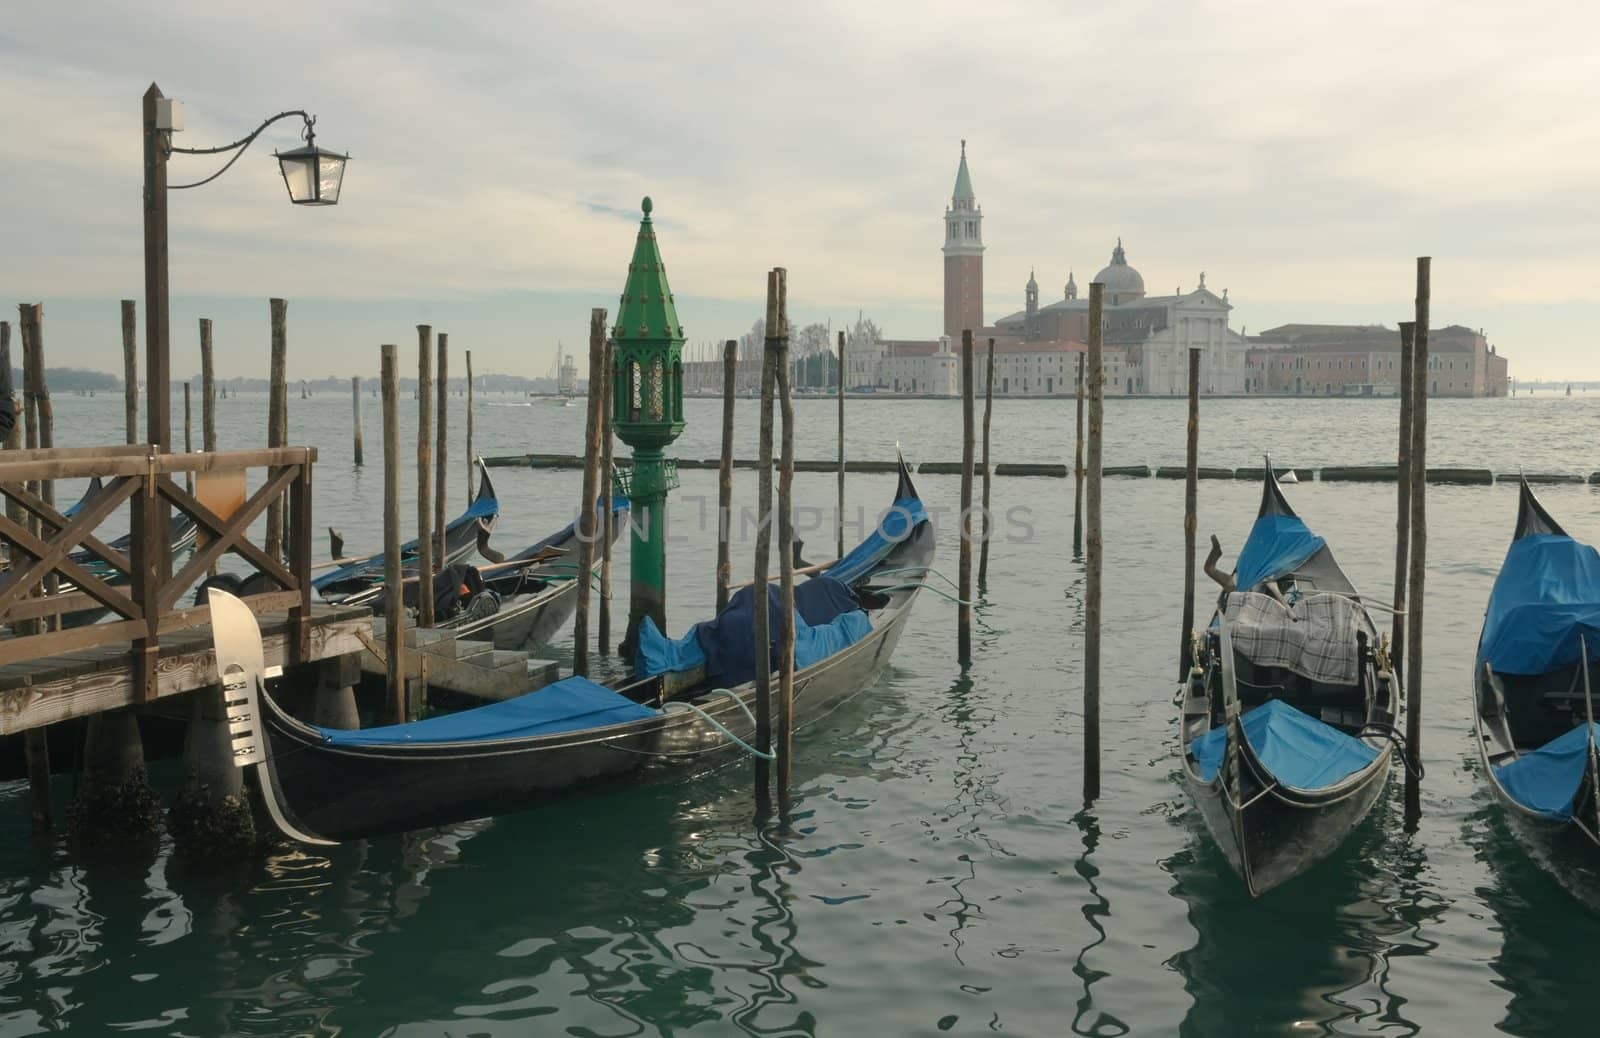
629;360;642;422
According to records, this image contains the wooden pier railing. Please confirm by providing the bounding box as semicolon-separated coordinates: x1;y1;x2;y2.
0;445;317;702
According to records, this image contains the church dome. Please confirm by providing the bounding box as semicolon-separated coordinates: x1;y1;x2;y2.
1093;238;1145;304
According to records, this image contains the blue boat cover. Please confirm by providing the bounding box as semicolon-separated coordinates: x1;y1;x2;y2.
1493;722;1600;821
1191;699;1378;789
1233;513;1326;593
1477;533;1600;676
828;497;928;585
316;676;657;746
687;576;867;686
634;615;707;676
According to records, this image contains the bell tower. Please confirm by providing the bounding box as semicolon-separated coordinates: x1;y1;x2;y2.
943;140;984;340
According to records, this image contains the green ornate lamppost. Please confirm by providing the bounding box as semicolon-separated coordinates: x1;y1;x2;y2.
612;197;685;655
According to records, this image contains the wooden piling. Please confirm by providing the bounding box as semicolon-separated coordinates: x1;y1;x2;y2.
716;339;737;614
776;302;797;809
978;337;995;585
465;350;475;495
266;298;288;561
199;318;216;453
598;334;614;654
183;381;193;493
415;325;435;627
1085;283;1105;803
121;299;139;443
435;334;449;564
351;376;364;466
573;310;606;677
1074;352;1086;557
752;270;785;805
380;345;406;722
1392;323;1414;666
1180;347;1200;680
959;330;975;666
1405;258;1430;825
837;329;846;560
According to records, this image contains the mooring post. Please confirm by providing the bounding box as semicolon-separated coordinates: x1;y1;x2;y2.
1084;283;1105;803
121;299;138;444
0;322;49;833
351;376;364;467
415;325;435;627
716;339;737;614
1074;352;1086;558
598;334;615;654
71;707;163;847
959;330;975;666
1392;323;1414;672
574;310;606;677
435;334;449;565
199;318;216;454
978;337;996;586
836;329;846;560
1180;347;1200;680
267;299;288;561
464;350;475;496
775;293;797;811
1404;257;1430;826
183;382;194;494
753;271;784;806
380;344;406;722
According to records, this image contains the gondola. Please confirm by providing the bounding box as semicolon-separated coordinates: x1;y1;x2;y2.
1472;479;1600;866
429;497;630;650
211;457;933;843
314;460;499;607
1178;466;1403;895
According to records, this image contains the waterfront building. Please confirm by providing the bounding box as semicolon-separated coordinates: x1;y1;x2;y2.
1246;323;1509;397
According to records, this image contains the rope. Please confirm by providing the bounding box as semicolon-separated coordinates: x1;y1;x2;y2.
663;688;775;761
869;581;973;606
1357;721;1425;780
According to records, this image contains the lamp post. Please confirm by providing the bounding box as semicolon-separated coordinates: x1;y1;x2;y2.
141;81;347;453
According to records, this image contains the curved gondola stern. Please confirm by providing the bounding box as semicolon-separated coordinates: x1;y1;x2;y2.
1258;454;1296;519
473;458;498;509
894;443;920;503
207;589;338;847
1513;475;1567;539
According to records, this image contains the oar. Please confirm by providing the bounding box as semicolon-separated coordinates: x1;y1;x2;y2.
312;554;378;572
728;557;840;592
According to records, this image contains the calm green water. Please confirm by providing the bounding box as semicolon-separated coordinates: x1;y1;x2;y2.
5;390;1600;1036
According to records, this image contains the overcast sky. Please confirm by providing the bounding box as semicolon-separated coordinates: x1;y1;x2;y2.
3;1;1596;379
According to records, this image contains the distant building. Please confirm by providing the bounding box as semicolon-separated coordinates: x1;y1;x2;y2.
1246;324;1509;397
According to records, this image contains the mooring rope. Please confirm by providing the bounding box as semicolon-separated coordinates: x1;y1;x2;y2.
663;688;775;761
869;582;974;606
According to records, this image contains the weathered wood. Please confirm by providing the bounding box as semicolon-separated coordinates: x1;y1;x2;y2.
753;270;783;804
415;325;434;626
435;332;449;565
598;334;614;653
776;306;796;810
1180;347;1200;680
1085;283;1105;802
716;339;737;613
1393;323;1413;669
266;298;288;560
121;300;138;444
0;609;369;734
464;350;474;495
19;305;59;626
1074;351;1085;557
978;337;995;584
183;382;193;493
351;376;364;466
199;318;216;453
573;310;606;676
156;470;299;607
143;85;171;454
958;330;975;666
0;445;314;482
381;343;405;721
290;451;313;665
837;329;846;560
1405;258;1430;825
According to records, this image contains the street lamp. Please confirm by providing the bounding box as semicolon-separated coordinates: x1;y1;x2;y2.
143;81;349;453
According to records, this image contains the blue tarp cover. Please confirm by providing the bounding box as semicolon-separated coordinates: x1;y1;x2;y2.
1191;699;1378;789
828;497;928;585
1233;513;1326;593
634;615;708;676
317;676;657;746
1493;722;1600;821
691;577;867;686
1477;534;1600;676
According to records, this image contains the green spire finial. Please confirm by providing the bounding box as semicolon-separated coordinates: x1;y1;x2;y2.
642;196;653;216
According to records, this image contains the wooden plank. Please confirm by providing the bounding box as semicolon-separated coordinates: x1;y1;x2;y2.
3;476;136;576
0;612;370;734
0;473;142;616
156;470;297;606
0;619;147;668
0;514;141;620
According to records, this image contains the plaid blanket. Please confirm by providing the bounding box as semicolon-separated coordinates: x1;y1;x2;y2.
1222;591;1368;685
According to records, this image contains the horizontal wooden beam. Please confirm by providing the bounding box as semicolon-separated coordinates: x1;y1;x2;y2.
0;610;370;735
0;445;318;482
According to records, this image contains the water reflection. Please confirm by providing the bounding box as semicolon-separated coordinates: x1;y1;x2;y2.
1071;809;1129;1037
